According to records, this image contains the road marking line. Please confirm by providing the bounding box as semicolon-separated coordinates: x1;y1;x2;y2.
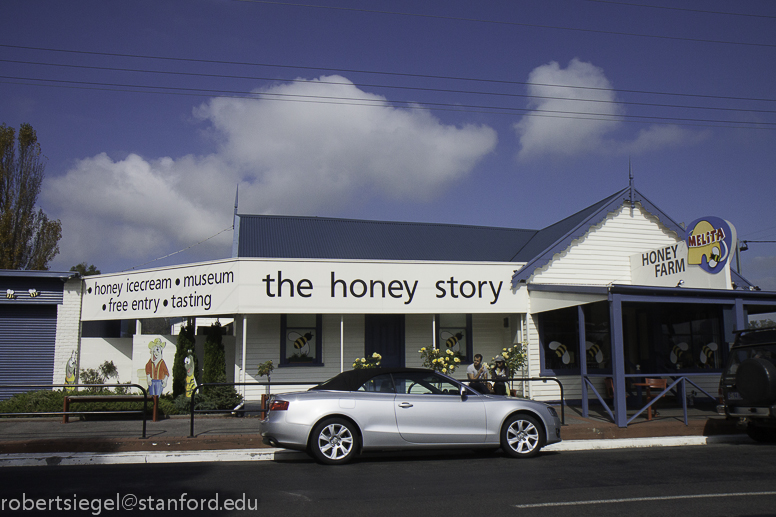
513;491;776;508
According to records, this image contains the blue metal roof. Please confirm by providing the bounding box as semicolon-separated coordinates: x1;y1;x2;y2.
234;186;760;289
234;188;656;264
236;215;537;262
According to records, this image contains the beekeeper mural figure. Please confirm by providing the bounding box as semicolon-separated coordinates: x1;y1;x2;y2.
145;338;169;397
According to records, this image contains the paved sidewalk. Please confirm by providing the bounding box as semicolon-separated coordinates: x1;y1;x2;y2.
0;403;749;466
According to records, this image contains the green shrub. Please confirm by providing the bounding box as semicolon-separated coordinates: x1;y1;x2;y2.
0;389;66;414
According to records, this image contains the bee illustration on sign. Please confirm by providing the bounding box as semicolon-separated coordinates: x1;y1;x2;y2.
586;341;604;366
288;331;314;357
441;331;464;354
700;342;718;367
549;341;572;364
686;217;736;274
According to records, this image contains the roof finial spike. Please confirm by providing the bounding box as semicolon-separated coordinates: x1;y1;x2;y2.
628;159;635;209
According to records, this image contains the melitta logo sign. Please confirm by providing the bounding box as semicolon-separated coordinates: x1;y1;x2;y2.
629;216;735;289
80;259;520;320
686;216;736;274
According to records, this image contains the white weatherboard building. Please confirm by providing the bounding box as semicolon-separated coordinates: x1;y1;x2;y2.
31;185;776;427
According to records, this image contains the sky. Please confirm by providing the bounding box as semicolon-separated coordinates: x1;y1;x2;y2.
2;0;775;289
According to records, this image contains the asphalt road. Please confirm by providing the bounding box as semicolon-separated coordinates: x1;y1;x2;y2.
1;444;775;516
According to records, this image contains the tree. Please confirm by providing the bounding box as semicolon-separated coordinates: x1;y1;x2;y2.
201;322;241;409
172;321;195;398
0;123;61;270
70;262;101;276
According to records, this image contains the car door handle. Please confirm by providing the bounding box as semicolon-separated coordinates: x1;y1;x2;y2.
398;402;413;408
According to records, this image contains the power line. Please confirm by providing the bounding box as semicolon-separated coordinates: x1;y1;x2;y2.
581;0;776;20
2;75;774;130
232;0;776;48
4;58;776;116
2;44;775;105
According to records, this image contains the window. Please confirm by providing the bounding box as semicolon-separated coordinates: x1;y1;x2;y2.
436;314;472;363
659;304;723;370
392;371;461;395
539;302;611;375
280;314;323;366
358;374;395;393
583;303;611;371
539;306;579;373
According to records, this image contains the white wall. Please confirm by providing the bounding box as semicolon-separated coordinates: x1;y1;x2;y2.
531;203;680;286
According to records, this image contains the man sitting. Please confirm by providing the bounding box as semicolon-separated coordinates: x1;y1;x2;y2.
467;354;491;394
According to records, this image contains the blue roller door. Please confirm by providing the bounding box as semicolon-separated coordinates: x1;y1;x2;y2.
0;304;57;399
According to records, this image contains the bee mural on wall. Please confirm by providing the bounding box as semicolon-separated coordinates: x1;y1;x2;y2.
549;341;572;365
441;331;464;354
64;351;78;391
700;342;718;367
184;352;198;397
288;331;314;357
670;341;690;366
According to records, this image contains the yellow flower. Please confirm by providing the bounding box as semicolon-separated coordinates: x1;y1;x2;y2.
446;349;453;355
503;353;509;359
420;347;426;352
454;357;460;363
442;368;447;373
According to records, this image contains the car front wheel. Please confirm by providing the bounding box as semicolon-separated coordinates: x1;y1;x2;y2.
310;418;359;465
501;414;544;458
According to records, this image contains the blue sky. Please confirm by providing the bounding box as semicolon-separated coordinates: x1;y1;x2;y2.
2;0;775;288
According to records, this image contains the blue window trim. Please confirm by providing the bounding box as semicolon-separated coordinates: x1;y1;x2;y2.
279;314;323;367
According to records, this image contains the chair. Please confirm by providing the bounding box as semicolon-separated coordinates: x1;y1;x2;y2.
605;377;614;399
643;378;667;420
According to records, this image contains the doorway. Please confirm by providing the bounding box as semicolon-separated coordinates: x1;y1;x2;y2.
365;314;405;368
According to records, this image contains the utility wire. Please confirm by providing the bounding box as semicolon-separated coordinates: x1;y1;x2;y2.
2;44;775;104
4;58;776;116
2;75;774;130
232;0;776;48
124;226;233;271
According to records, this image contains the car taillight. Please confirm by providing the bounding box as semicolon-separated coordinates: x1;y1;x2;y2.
269;400;289;411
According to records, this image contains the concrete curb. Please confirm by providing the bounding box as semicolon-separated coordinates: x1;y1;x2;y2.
544;433;751;452
0;434;752;467
0;448;306;467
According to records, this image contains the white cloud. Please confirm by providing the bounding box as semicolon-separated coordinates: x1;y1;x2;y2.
514;59;704;160
43;76;497;272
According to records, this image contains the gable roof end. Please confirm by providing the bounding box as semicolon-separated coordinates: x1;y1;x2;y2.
510;187;686;288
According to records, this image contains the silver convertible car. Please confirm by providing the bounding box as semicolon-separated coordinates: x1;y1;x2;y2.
259;367;562;464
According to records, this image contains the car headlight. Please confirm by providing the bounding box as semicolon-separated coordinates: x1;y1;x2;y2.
547;406;559;418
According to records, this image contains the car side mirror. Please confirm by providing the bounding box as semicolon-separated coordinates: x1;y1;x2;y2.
460;385;468;399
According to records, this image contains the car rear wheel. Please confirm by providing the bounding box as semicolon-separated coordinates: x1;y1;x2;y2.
501;414;544;458
746;424;776;443
310;418;359;465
